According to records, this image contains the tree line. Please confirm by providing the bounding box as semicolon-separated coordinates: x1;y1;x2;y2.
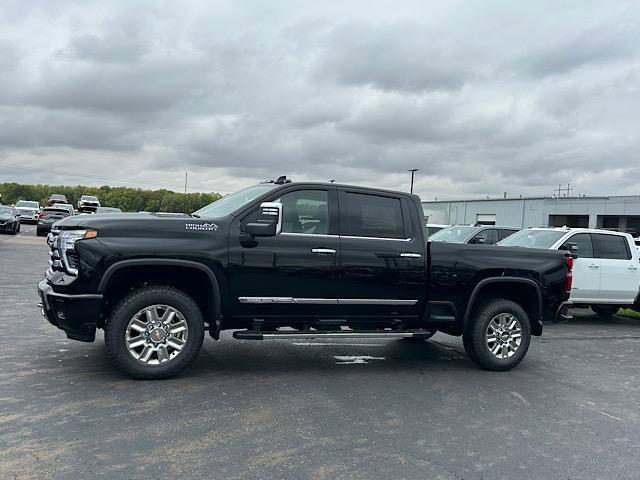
0;183;223;213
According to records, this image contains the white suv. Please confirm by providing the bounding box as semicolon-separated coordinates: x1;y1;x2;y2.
498;228;640;316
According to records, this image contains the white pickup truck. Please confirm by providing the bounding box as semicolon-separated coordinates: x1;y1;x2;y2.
498;228;640;317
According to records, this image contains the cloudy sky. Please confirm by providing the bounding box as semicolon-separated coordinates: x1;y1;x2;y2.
1;0;639;199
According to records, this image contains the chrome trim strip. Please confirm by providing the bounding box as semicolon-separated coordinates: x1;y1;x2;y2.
280;232;338;238
400;253;422;258
338;299;418;305
238;297;417;305
279;232;413;242
46;291;103;300
239;297;338;304
340;235;413;242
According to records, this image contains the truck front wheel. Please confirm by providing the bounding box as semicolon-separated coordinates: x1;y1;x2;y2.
463;299;531;371
105;286;205;379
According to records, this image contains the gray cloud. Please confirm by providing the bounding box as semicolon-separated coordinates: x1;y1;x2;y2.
0;0;639;199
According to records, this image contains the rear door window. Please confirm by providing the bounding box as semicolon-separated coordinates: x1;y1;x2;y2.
593;234;631;260
340;192;406;239
498;229;518;241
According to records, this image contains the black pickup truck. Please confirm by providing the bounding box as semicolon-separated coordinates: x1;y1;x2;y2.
38;178;572;379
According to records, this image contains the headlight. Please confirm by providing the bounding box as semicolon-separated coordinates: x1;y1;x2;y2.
58;229;98;250
56;229;97;276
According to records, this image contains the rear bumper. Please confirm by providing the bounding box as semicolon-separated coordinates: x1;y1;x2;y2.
38;280;102;342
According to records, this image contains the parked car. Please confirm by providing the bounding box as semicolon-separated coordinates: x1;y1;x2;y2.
77;195;101;213
47;194;68;206
36;207;72;236
429;225;519;245
498;227;640;317
425;223;450;237
95;206;123;214
53;203;75;216
0;205;20;234
14;200;40;223
38;179;571;379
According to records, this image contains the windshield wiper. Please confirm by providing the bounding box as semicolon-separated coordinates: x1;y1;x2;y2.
191;214;200;218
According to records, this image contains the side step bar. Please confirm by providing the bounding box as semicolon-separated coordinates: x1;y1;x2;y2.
233;330;433;340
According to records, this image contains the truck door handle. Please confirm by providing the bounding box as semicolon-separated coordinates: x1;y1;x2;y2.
629;265;639;270
311;248;336;255
400;253;422;258
588;263;599;268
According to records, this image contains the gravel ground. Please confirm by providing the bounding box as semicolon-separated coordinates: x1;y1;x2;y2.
1;226;639;479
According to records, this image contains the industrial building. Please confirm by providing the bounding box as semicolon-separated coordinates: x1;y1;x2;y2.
422;195;640;236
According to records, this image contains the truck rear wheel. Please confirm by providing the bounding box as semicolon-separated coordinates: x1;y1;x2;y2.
464;299;531;371
105;286;205;379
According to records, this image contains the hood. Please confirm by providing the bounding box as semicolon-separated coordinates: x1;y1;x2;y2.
55;212;227;238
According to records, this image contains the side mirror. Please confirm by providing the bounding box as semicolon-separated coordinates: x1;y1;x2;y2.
560;242;579;259
245;202;282;237
476;237;486;244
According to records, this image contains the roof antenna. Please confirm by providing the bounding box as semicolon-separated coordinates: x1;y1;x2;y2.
274;175;292;184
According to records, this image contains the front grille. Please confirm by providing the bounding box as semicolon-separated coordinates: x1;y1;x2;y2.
47;228;64;274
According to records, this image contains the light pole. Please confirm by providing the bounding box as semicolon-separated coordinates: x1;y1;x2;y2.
408;169;418;194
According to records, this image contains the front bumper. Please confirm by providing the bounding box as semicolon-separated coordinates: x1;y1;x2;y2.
18;212;38;222
38;279;102;342
0;221;16;231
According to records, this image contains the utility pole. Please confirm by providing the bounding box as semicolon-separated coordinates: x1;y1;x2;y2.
408;169;418;194
184;172;188;213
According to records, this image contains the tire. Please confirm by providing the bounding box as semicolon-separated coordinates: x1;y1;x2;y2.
591;305;619;318
463;298;531;371
15;222;20;234
105;286;205;379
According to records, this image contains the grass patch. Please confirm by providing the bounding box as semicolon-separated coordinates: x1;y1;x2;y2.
617;308;640;319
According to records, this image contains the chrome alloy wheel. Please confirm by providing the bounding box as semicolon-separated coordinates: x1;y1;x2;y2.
485;313;522;359
125;305;189;365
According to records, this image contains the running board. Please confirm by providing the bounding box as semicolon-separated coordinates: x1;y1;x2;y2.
232;330;433;340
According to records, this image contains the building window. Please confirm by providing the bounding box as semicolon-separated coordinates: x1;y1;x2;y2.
548;215;589;228
476;214;496;226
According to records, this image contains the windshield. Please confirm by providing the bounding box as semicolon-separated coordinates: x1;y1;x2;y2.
429;226;480;243
82;196;98;201
0;206;13;214
193;184;278;218
497;229;566;248
16;201;38;208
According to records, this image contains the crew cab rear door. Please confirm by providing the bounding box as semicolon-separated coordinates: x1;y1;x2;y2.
592;233;639;303
559;233;600;302
336;188;426;319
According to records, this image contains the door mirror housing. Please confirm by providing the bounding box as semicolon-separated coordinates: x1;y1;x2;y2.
474;237;486;244
560;242;579;259
245;202;282;237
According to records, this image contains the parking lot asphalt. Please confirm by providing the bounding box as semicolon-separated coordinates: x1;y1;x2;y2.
1;227;640;480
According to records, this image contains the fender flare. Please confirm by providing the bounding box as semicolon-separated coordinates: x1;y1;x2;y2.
463;277;543;329
98;259;222;338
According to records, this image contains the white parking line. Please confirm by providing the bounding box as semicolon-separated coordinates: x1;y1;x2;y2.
577;402;624;422
334;355;386;364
